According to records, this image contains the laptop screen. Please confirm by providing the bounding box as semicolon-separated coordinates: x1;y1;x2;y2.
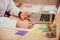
40;14;55;23
40;14;50;22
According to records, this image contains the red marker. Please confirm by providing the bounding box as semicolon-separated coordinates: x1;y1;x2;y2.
26;4;32;7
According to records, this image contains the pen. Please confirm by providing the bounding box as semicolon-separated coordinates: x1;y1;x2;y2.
27;18;31;21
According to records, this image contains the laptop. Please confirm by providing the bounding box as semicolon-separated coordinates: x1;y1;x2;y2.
29;13;55;24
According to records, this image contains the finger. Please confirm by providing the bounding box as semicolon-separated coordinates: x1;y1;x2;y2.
25;12;31;17
24;15;29;19
25;12;32;18
21;12;29;20
21;14;28;20
25;12;28;16
29;22;35;25
21;16;25;20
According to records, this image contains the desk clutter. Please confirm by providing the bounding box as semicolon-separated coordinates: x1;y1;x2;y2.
15;21;56;38
15;28;47;35
15;24;46;35
42;6;57;14
15;4;57;38
21;4;57;23
15;27;47;35
42;18;56;38
22;4;57;13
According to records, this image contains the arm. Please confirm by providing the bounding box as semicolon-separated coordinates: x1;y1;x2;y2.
6;0;21;16
6;0;31;20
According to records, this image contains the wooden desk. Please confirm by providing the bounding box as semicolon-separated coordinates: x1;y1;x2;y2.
55;12;60;40
0;4;60;40
0;24;58;40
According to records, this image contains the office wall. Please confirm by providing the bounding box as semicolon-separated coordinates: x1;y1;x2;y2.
14;0;57;5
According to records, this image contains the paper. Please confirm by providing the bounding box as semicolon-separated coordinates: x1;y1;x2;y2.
31;28;47;34
16;30;28;35
39;28;47;32
31;29;43;34
42;6;57;13
0;17;17;29
17;24;40;32
22;5;41;13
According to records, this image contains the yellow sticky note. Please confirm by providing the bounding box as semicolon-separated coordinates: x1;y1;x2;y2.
31;29;43;34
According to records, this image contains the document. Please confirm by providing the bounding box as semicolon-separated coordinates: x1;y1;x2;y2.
22;5;41;13
42;6;57;13
0;17;17;29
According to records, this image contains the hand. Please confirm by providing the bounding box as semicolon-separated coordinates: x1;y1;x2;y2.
16;20;35;29
20;12;31;20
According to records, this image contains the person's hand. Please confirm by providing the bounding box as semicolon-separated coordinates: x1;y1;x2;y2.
16;20;35;29
20;12;31;20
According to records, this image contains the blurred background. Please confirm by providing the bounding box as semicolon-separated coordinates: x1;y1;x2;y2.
13;0;60;7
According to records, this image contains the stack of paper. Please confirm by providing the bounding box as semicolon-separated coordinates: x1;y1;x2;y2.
42;6;57;14
22;5;41;13
0;17;17;29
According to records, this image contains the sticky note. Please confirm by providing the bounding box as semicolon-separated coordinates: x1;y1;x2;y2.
39;28;47;32
31;29;43;34
15;30;28;35
26;4;32;7
42;11;49;13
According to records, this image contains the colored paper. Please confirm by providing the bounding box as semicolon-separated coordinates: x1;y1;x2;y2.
39;28;47;32
25;4;32;7
31;29;43;34
15;30;28;35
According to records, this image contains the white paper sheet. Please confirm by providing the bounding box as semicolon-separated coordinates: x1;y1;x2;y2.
0;17;17;29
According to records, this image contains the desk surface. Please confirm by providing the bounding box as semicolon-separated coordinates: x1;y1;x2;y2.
0;16;59;40
0;4;60;40
0;24;58;40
